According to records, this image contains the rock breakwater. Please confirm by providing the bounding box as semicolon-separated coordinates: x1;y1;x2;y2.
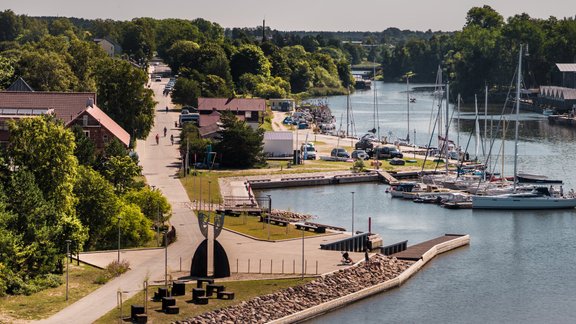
178;255;412;324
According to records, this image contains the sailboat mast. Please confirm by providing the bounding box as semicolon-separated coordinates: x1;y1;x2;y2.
457;94;460;150
406;76;410;142
513;44;523;192
445;82;450;172
346;90;350;137
483;85;488;156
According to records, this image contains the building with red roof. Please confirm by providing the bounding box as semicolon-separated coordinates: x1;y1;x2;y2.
197;97;266;132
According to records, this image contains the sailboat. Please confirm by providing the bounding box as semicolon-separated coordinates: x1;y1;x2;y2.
472;44;576;210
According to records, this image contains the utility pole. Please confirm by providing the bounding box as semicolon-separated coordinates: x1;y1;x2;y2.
65;240;71;301
117;216;122;263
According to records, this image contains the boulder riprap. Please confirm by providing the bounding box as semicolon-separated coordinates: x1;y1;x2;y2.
177;255;412;324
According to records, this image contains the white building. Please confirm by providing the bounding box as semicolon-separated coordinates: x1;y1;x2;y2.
263;131;293;157
269;99;295;112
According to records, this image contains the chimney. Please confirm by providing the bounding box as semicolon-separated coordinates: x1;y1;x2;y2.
262;19;266;42
86;97;94;108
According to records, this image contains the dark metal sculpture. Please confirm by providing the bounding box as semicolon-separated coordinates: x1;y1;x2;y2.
190;212;230;278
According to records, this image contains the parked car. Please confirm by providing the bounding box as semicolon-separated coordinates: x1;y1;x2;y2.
283;117;293;125
355;137;375;150
351;150;369;160
373;146;403;159
301;144;317;160
330;147;350;159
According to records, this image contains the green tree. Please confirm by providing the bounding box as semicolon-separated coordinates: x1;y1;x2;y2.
102;155;142;194
74;166;120;250
165;40;200;73
95;57;156;139
0;55;15;89
0;9;22;42
124;187;171;223
215;111;264;168
171;77;201;107
16;50;79;91
71;125;96;166
100;201;154;249
8;115;78;215
230;44;271;85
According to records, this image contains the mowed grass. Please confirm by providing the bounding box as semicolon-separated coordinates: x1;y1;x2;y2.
199;213;318;240
0;262;105;321
96;278;314;324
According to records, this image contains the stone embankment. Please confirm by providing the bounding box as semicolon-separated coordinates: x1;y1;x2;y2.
269;209;315;221
178;255;412;324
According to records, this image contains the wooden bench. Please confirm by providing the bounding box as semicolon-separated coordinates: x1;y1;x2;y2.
305;221;345;232
196;278;214;288
295;223;326;233
217;291;235;300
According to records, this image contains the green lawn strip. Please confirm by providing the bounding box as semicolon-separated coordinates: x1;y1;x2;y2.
0;262;106;321
96;278;314;324
199;212;317;240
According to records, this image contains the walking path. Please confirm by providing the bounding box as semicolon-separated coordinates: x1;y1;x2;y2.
41;75;357;323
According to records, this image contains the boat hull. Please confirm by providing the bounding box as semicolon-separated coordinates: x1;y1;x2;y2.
472;196;576;210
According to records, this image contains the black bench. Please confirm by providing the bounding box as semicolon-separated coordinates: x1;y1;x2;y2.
153;287;169;301
217;291;235;300
131;305;145;321
161;297;176;311
192;288;205;301
165;305;179;314
259;216;289;226
194;296;209;305
172;281;186;296
205;284;225;297
134;313;148;324
196;278;214;288
295;223;326;233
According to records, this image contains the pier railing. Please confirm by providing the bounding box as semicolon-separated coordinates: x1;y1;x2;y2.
320;233;370;252
231;258;319;275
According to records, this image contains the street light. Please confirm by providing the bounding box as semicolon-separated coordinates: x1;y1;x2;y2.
163;231;168;290
351;191;355;252
208;180;212;213
117;216;122;263
301;222;305;280
267;195;272;241
65;239;71;301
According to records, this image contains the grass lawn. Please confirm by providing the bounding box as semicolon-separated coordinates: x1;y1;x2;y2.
95;278;314;324
200;213;318;240
0;262;106;322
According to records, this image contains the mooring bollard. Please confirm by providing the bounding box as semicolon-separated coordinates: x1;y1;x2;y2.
259;259;261;274
316;260;318;275
282;259;285;274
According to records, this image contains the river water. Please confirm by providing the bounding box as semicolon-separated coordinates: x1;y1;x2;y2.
256;82;576;323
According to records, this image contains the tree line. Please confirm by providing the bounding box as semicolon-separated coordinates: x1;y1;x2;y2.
0;116;170;296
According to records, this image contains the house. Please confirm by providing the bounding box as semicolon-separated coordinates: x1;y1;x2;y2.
269;99;295;112
66;100;131;149
263;131;293;157
0;80;129;148
197;97;266;136
94;38;122;57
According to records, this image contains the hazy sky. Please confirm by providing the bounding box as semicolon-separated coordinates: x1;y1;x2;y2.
2;1;574;32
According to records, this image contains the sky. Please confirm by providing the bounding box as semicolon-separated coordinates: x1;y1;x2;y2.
1;0;575;32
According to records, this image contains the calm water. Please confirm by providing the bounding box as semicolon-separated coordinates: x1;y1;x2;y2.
257;82;576;323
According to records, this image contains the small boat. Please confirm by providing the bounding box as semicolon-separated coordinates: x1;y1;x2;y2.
472;187;576;210
516;172;563;184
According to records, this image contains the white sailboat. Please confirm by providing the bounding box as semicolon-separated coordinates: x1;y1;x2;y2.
472;44;576;210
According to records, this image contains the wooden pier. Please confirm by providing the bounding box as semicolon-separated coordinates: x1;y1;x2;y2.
391;234;468;261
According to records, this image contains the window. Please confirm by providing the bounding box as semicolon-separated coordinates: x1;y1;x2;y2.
83;130;90;138
82;115;88;126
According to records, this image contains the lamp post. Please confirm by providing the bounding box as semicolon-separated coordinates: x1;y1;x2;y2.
65;239;71;301
117;216;122;263
351;191;355;252
301;223;305;279
267;195;272;241
163;231;168;289
208;180;212;213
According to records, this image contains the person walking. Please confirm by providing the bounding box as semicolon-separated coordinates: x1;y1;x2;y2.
163;126;167;137
170;134;174;145
155;133;159;145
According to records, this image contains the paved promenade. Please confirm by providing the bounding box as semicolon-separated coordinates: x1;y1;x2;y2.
40;76;358;323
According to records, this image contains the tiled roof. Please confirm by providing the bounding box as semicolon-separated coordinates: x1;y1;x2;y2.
264;131;293;141
67;105;130;147
197;97;266;112
199;123;222;137
556;64;576;73
0;91;97;123
6;77;34;92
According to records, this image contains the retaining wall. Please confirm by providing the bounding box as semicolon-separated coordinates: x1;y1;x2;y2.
269;234;470;324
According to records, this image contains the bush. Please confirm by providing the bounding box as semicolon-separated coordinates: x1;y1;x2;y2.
93;259;131;285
